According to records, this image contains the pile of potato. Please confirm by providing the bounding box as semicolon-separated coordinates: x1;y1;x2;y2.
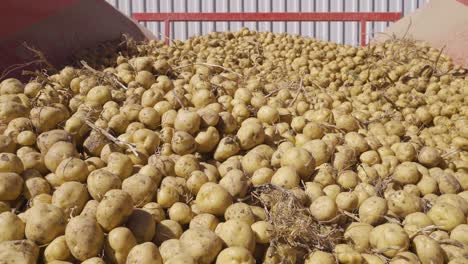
0;28;467;264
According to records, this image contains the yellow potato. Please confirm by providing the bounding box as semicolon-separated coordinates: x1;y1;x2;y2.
179;227;223;264
359;196;388;225
0;212;25;242
104;227;137;264
216;247;255;264
44;235;72;263
86;168;122;201
0;172;23;201
195;182;233;216
344;222;373;253
25;203;66;245
52;181;89;217
215;219;256;252
412;235;444;264
427;202;466;231
122;173;157;207
189;213;220;231
0;239;39;264
96;189;134;232
369;223;410;257
126;242;163;264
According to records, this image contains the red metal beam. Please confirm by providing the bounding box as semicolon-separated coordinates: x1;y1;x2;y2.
132;12;402;46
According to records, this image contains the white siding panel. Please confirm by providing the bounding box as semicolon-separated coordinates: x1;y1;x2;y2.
107;0;430;45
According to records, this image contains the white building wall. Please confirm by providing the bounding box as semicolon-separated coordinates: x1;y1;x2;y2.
106;0;429;45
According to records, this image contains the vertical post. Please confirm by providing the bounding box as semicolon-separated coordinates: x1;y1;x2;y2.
360;19;367;46
165;19;170;45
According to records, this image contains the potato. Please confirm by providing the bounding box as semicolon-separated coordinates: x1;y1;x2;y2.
323;184;341;199
251;221;273;244
173;109;201;135
335;191;359;212
334;244;363;264
55;157;89;183
214;137;240;161
236;122;264;150
80;200;99;219
304;250;335;264
241;150;270;176
359;196;388;225
263;244;297;264
271;166;300;189
0;153;24;174
52;181;89;217
179;227;223;264
387;190;422;218
450;224;468;245
389;251;420;264
369;223;410;257
417;174;439;195
168;202;193;225
437;194;468;215
0;239;39;264
392;162;422;185
36;130;72;154
31;106;68;132
280;147;315;180
126;242;163;264
0;172;23;200
142;202;166;223
412;235;444;264
30;193;52;207
0;212;25;242
159;239;185;261
20;152;48;175
122;173;157;207
195;182;233;216
96;189;134;232
86;159;120;190
216;247;255;264
219;169;249;198
344;222;373;253
44;235;72;263
0;102;28;123
153;219;183;245
106;152;133;180
402;212;433;237
224;202;255;225
44;141;78;172
163;254;196;264
81;257;106;264
174;155;199;179
0;134;16;153
427;202;466;231
171;131;197;155
215;219;256;252
189;213;220;231
103;227;137;264
25;203;66;245
345;132;369;154
187;170;209;195
309;195;338;221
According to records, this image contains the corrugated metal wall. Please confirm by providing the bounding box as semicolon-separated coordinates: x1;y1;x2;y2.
106;0;429;45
